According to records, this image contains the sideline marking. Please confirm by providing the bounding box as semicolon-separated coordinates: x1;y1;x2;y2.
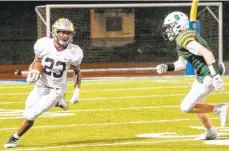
204;140;229;146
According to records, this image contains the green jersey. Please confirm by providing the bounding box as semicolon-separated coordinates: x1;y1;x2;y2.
175;29;218;83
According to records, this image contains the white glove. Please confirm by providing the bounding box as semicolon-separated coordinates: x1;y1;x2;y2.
212;74;224;92
156;64;168;74
26;70;41;83
70;88;80;104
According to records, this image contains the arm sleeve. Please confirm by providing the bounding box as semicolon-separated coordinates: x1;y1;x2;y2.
173;56;187;71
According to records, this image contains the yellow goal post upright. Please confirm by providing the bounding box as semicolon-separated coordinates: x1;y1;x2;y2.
186;0;200;75
186;0;223;75
34;2;223;74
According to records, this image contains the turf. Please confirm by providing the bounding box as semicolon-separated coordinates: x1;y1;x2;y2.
0;76;229;151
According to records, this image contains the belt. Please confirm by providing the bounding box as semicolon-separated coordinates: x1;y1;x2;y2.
43;84;60;90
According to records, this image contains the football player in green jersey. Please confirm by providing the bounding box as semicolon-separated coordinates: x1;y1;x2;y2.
156;11;227;140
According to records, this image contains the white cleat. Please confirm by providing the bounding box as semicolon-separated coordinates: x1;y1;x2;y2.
56;98;68;111
4;136;19;148
215;103;229;127
194;132;219;140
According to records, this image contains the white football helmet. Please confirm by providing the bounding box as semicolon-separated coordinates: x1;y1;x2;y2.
52;18;75;48
162;12;189;41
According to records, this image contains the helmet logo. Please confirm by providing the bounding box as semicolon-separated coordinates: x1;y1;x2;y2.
174;15;180;21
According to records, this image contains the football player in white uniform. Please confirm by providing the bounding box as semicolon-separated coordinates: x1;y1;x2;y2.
4;18;83;148
156;12;228;140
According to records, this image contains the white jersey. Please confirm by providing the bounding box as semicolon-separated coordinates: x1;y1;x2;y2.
34;37;83;90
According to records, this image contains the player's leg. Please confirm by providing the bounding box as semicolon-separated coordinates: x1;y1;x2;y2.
192;76;228;127
194;95;218;140
180;77;227;140
194;113;218;140
180;79;218;140
4;86;40;148
4;87;62;148
180;79;212;113
25;89;60;120
180;76;228;115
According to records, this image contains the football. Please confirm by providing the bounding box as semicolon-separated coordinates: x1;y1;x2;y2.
33;61;43;73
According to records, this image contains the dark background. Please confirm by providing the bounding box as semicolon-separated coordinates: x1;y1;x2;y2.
0;1;228;64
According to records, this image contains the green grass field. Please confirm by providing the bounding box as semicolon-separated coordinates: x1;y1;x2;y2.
0;76;229;151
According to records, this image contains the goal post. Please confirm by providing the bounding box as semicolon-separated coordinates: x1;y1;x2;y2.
35;3;223;71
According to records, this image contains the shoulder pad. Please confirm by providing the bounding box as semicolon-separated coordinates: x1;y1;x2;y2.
176;30;196;48
34;37;51;58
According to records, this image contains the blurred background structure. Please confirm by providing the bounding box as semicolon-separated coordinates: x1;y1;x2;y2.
0;1;228;78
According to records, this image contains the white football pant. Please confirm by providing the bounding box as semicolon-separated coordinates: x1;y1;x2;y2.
23;83;65;120
180;76;214;112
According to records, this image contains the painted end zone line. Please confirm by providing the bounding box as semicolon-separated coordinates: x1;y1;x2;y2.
0;138;193;151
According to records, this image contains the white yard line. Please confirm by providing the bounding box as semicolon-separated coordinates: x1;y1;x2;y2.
81;86;190;92
0;118;191;131
0;138;193;151
0;93;186;104
57;105;179;113
0;77;195;88
0;105;179;120
0;85;190;96
0;91;229;104
79;92;229;101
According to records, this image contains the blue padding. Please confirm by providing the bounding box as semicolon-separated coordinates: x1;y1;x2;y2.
186;20;200;75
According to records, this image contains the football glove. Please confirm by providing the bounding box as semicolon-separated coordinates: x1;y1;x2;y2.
70;88;80;104
26;70;41;83
156;64;168;74
212;74;224;92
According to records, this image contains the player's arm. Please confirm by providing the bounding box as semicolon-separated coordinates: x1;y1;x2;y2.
186;41;224;92
186;41;220;76
177;32;218;75
26;56;42;83
69;65;81;104
186;41;216;65
28;56;42;71
156;56;187;74
26;37;46;83
71;65;81;88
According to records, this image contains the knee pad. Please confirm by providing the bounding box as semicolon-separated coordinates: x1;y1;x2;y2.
23;110;39;121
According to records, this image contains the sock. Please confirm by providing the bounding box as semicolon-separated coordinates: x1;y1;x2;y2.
213;105;219;113
13;133;20;139
207;127;216;134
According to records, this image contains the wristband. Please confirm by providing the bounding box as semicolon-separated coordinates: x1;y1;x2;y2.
166;64;175;71
208;62;219;76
